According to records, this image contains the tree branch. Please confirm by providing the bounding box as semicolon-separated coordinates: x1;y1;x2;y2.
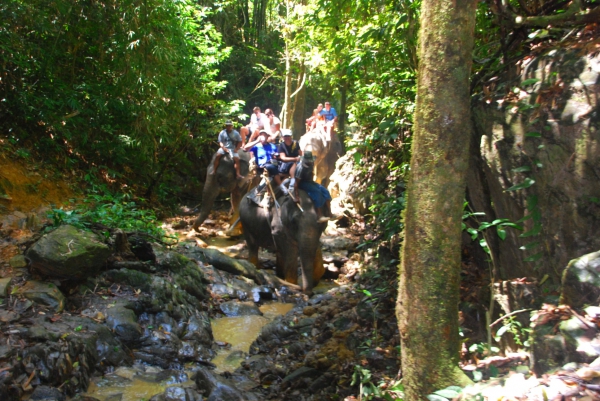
505;1;600;28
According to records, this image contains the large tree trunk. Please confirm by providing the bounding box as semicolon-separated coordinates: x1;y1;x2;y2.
396;0;477;397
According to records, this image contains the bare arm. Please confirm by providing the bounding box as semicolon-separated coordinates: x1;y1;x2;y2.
243;139;260;151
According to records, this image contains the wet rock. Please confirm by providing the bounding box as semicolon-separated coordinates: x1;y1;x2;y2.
30;385;66;401
135;331;183;368
155;312;180;336
105;304;142;344
9;255;27;268
188;248;264;285
164;386;186;401
182;313;213;347
195;367;253;401
17;281;65;312
178;341;197;360
251;286;274;302
113;367;138;381
560;250;600;308
103;269;200;320
0;310;19;323
281;366;320;385
25;225;111;279
210;283;242;300
220;301;263;317
303;306;317;316
0;277;12;297
308;293;332;305
154;250;208;302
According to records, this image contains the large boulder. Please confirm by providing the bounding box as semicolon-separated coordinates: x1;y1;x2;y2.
560;250;600;308
26;225;111;279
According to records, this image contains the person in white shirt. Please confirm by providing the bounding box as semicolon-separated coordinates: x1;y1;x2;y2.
264;108;281;143
247;106;270;143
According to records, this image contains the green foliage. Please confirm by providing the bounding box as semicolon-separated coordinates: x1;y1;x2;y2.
47;191;169;240
462;204;523;255
494;316;532;348
468;342;499;357
0;0;234;200
351;366;404;401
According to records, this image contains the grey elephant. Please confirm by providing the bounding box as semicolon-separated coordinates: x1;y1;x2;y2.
299;130;341;188
193;151;253;232
239;185;326;294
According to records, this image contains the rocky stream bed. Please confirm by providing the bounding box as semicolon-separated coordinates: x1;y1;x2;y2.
3;206;600;401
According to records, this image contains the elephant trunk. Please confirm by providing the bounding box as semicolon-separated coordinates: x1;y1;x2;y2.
298;225;322;294
192;174;220;232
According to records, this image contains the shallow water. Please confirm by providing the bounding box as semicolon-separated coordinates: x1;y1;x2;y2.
79;302;294;400
210;302;294;372
82;377;171;401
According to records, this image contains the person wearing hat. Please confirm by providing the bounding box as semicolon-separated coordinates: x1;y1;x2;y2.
277;129;302;179
293;149;333;223
213;120;244;180
243;129;280;183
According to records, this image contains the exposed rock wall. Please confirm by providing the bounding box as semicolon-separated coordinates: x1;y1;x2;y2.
467;50;600;282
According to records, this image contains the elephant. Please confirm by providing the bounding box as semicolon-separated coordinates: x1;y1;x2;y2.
193;150;254;232
239;185;326;294
299;130;342;188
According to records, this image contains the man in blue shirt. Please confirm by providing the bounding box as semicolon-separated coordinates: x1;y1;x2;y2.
243;130;281;184
319;101;338;142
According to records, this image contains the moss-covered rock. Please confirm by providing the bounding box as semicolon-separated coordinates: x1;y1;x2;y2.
560;250;600;308
25;225;111;279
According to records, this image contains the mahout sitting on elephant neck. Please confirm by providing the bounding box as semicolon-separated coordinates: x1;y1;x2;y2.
239;182;326;295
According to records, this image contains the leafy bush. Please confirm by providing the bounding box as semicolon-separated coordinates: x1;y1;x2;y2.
48;192;167;240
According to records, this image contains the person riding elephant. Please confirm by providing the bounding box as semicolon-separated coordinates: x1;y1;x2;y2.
192;145;252;233
238;183;326;295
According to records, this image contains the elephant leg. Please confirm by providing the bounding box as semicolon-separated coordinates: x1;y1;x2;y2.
193;173;220;232
274;235;299;284
283;245;299;284
298;227;321;294
247;237;260;268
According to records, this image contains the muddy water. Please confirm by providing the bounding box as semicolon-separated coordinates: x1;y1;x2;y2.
82;377;171;401
211;302;294;372
79;302;294;400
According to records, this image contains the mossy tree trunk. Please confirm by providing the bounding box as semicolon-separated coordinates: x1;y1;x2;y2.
397;0;477;397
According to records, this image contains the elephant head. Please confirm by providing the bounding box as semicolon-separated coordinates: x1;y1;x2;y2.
299;131;341;188
193;151;253;231
239;186;326;294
